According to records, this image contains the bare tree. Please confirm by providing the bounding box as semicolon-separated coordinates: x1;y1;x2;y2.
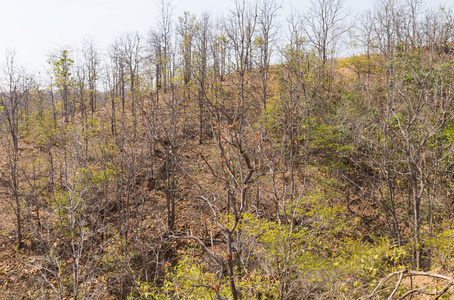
158;0;174;93
255;0;281;110
369;0;405;60
121;32;141;129
109;39;126;118
104;55;117;136
422;6;454;64
224;0;258;132
83;39;99;118
193;12;211;144
177;11;196;99
304;0;351;65
0;51;33;249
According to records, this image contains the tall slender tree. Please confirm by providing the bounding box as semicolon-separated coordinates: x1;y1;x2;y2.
0;51;33;249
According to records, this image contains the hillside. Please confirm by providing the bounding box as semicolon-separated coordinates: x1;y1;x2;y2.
2;1;454;299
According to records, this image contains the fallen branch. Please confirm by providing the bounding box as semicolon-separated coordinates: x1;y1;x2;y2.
364;269;454;300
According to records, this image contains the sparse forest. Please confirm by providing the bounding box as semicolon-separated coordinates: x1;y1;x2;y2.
2;0;454;298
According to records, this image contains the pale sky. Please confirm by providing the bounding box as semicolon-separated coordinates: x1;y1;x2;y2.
0;0;447;74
